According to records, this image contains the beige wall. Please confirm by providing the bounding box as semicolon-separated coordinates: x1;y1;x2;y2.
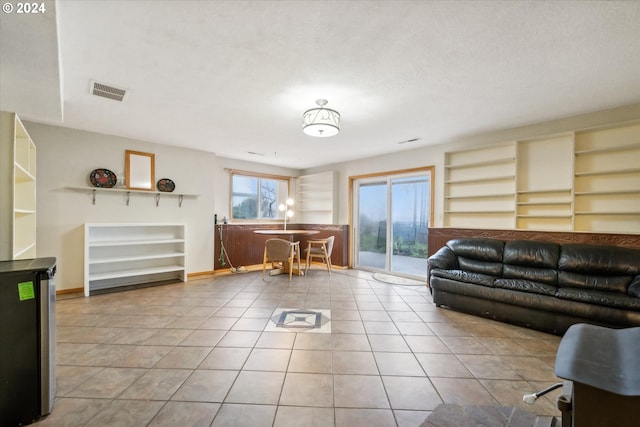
26;122;300;292
303;104;640;226
24;103;640;291
25;122;218;292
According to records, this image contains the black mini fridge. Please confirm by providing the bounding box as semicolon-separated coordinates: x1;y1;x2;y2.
0;258;56;426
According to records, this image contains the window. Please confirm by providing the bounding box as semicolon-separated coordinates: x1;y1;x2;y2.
230;171;291;221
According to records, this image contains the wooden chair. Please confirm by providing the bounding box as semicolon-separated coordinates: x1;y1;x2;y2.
262;238;301;281
304;236;335;276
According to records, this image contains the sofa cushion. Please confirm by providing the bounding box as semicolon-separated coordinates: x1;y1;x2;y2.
551;296;640;326
430;269;495;287
447;238;504;262
503;240;560;268
491;288;558;311
558;244;640;276
558;271;631;294
494;278;557;296
430;276;495;299
558;244;640;293
503;264;557;285
443;238;504;276
556;288;640;311
458;257;503;276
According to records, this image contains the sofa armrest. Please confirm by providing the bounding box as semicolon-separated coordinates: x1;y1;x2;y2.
428;246;458;270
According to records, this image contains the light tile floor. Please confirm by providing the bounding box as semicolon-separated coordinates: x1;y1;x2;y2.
34;269;563;427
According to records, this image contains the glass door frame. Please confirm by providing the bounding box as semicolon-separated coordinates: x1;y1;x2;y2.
349;166;435;278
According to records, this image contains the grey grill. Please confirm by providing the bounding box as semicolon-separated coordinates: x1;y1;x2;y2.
91;82;127;101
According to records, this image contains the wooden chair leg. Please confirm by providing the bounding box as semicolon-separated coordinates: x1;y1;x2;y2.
295;245;302;276
323;245;331;276
262;247;267;279
288;247;293;281
304;241;333;277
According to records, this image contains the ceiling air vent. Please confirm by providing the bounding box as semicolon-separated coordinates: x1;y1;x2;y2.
398;137;422;145
90;81;127;102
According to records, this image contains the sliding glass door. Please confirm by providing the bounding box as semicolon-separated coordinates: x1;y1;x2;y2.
354;169;432;279
356;181;388;271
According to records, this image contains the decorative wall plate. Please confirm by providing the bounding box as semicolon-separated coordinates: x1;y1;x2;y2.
89;169;117;188
157;178;175;192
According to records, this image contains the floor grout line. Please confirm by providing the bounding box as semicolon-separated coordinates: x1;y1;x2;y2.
43;270;562;426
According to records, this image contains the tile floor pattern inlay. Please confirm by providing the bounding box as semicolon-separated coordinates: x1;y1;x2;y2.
264;308;332;333
32;269;563;427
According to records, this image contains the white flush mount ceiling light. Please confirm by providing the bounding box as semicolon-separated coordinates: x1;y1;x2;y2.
302;99;340;137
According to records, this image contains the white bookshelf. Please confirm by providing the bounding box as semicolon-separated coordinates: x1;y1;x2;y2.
444;142;517;229
0;112;37;260
515;134;574;231
84;223;186;296
573;123;640;233
296;171;337;224
442;121;640;234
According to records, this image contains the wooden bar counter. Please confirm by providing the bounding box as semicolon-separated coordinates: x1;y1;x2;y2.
214;224;348;271
428;228;640;257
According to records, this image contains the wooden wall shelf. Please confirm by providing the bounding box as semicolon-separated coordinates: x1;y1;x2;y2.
574;168;640;177
446;193;515;200
445;175;515;184
444;157;516;169
574;142;640;155
67;186;199;207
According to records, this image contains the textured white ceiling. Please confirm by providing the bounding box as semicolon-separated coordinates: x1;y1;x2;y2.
2;1;640;168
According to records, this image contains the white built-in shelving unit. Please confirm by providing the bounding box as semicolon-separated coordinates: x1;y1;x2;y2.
84;223;186;296
573;123;640;233
0;112;37;260
296;171;337;224
515;134;574;231
444;143;517;229
443;121;640;233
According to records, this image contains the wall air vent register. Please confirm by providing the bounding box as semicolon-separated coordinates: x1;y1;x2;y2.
90;81;127;102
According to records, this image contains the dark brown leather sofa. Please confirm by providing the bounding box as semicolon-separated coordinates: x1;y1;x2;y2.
427;238;640;335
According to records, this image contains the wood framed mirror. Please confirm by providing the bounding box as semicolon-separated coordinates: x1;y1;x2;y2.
125;150;155;191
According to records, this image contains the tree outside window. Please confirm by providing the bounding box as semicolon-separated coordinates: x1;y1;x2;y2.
231;172;290;221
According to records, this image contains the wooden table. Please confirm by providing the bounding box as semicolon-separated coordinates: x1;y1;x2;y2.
254;229;319;276
254;229;320;239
